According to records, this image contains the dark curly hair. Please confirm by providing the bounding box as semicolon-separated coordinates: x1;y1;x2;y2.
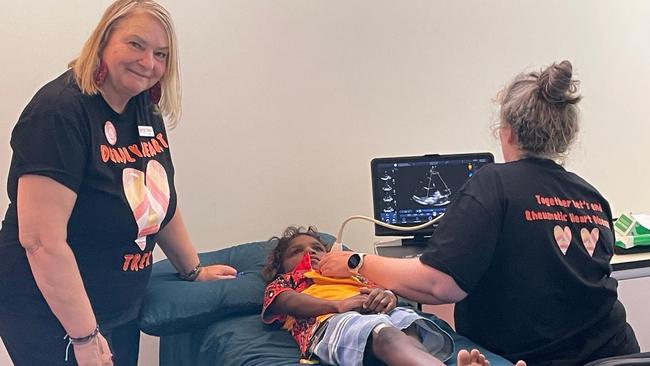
262;226;328;282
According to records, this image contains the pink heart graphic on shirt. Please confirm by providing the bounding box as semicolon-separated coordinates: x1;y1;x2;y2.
553;225;572;255
580;228;599;257
123;160;170;250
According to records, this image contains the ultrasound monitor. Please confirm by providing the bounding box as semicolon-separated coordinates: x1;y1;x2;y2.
371;153;494;243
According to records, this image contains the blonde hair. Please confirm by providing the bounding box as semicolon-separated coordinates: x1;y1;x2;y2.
496;60;582;161
69;0;182;127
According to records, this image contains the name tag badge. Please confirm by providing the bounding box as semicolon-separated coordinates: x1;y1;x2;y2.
138;126;155;137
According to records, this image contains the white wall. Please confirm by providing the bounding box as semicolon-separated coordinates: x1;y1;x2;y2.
1;1;648;364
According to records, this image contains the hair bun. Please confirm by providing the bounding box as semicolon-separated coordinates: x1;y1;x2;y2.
538;60;580;104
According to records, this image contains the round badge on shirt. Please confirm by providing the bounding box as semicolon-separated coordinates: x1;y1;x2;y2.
104;121;117;145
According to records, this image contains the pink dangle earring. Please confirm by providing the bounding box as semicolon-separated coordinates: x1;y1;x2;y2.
94;60;108;87
148;82;161;104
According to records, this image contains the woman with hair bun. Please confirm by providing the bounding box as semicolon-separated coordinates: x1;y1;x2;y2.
321;61;640;365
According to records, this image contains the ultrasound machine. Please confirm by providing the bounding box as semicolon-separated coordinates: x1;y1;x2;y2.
370;152;494;258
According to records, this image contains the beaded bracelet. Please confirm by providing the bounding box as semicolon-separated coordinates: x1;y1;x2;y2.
178;263;203;281
68;325;100;345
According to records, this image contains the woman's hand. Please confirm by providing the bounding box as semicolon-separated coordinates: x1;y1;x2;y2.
360;287;397;314
73;332;113;366
319;251;354;277
336;293;369;313
157;208;237;281
196;264;237;281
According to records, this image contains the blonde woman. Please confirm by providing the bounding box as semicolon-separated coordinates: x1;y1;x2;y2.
0;1;235;365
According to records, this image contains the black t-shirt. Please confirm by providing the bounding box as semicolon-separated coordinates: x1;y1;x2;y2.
0;70;177;328
420;158;628;364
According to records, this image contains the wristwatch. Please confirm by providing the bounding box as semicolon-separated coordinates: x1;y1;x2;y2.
347;253;366;275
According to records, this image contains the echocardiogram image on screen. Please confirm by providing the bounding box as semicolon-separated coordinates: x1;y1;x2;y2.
371;153;494;237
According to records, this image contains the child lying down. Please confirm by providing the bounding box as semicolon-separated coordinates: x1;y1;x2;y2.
261;226;526;366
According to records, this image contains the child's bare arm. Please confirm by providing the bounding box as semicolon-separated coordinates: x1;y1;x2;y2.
267;289;369;318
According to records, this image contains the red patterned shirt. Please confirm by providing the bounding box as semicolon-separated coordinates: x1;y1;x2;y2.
262;253;373;356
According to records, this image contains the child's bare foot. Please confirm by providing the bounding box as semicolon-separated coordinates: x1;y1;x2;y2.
457;349;489;366
457;348;526;366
